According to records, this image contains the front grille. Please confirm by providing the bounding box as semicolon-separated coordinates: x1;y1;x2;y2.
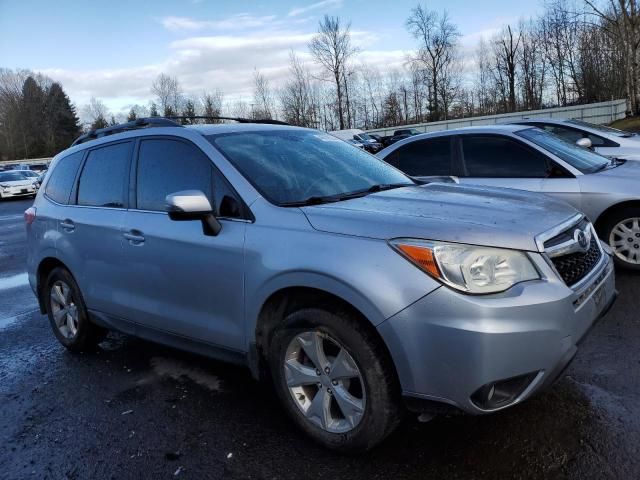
551;239;602;286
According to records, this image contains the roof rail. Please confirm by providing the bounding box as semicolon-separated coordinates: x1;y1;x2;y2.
167;115;289;126
71;117;183;147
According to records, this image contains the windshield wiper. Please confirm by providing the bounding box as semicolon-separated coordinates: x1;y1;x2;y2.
279;196;342;207
280;183;414;207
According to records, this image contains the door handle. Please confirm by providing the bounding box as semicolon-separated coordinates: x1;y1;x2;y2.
60;219;75;232
123;231;145;244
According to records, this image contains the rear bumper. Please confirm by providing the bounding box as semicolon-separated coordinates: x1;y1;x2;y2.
378;252;616;415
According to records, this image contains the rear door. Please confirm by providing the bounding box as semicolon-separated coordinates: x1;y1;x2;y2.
457;134;582;210
457;134;546;192
58;141;132;318
120;136;247;351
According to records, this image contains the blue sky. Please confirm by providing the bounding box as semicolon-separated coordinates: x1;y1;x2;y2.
0;0;542;116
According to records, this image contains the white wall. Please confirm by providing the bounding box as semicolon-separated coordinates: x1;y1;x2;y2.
366;99;628;136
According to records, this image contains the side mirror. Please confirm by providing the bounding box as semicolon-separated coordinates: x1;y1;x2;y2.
165;190;221;236
576;137;592;149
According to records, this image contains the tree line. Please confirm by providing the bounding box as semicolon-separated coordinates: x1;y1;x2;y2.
0;69;80;160
1;0;637;160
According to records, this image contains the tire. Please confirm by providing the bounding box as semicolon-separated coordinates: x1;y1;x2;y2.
44;267;106;351
268;307;402;452
602;207;640;271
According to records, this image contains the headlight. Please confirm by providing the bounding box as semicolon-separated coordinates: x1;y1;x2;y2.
390;239;540;294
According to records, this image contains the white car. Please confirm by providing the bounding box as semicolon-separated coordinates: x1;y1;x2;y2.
0;171;37;199
511;118;640;161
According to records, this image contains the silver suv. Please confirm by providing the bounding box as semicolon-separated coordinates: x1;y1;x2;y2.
26;118;616;451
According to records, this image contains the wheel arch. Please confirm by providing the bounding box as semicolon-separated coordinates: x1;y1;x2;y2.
36;257;74;314
594;200;640;236
251;286;401;394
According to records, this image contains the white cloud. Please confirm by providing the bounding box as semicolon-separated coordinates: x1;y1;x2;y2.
287;0;343;17
161;14;278;32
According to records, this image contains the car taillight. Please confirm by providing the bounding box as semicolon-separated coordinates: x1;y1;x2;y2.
24;207;36;225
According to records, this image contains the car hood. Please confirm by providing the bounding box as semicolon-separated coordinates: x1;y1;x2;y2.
593;158;640;179
301;183;580;252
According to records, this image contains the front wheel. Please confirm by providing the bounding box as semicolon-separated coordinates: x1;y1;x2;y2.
44;267;106;351
268;307;402;452
603;208;640;270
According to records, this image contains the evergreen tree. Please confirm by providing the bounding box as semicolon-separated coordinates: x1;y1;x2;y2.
149;102;159;117
127;108;137;121
20;76;47;158
91;115;108;130
44;82;80;153
181;99;196;125
163;105;175;118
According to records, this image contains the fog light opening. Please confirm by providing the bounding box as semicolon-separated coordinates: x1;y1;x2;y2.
471;372;539;410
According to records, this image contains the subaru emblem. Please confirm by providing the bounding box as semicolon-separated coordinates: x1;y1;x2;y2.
574;229;589;251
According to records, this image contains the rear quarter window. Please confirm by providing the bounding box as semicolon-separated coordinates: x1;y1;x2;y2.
44;151;84;204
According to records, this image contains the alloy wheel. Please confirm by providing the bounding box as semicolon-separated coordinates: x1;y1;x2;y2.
50;280;79;339
284;331;366;434
609;217;640;265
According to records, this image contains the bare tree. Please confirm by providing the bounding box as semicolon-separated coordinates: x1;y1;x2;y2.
406;4;460;121
492;25;522;112
82;97;110;129
279;52;319;127
252;70;274;119
519;19;546;110
309;15;358;129
151;73;183;117
584;0;640;113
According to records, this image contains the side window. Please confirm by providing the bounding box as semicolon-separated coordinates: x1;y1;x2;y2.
77;142;132;208
392;138;451;176
44;151;83;204
136;138;241;217
546;125;607;147
461;135;548;178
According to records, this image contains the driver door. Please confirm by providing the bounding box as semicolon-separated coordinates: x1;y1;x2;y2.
120;137;247;351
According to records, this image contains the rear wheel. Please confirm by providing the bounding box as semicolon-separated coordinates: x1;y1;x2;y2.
44;267;105;351
268;307;401;452
603;208;640;270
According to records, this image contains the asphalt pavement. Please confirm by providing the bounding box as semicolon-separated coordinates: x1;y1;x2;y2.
1;197;639;479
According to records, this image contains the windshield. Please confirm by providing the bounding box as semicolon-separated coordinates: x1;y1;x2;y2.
17;170;38;177
208;129;412;205
517;128;609;174
566;119;633;137
0;172;27;182
355;133;373;141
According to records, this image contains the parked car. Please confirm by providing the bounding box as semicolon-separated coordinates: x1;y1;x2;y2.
346;138;366;150
330;128;382;153
14;169;40;188
27;118;616;451
386;128;422;146
0;171;37;199
509;118;640;160
378;124;640;269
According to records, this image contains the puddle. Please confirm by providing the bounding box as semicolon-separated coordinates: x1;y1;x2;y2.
0;272;29;291
147;356;222;392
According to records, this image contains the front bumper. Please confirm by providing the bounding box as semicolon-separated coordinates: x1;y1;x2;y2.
377;250;616;414
1;186;36;198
